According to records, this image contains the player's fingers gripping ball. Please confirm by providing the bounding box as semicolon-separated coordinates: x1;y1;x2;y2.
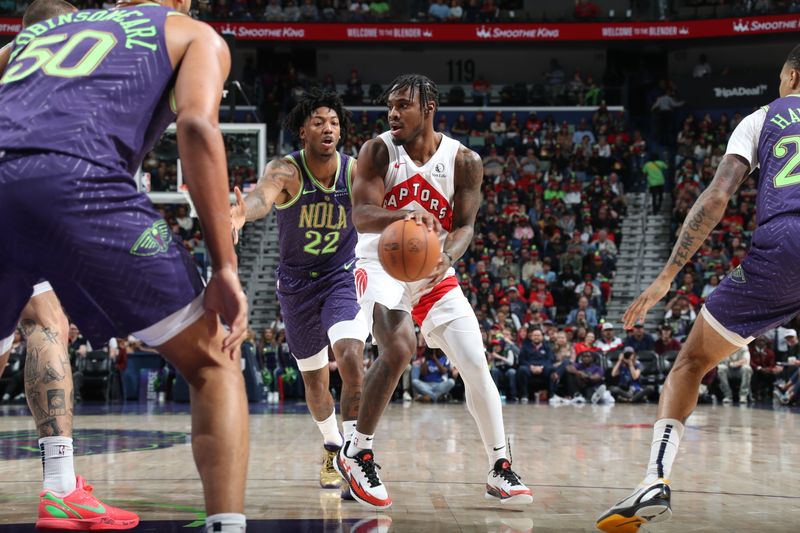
379;218;441;282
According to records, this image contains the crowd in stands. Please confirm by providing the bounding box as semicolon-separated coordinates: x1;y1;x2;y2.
0;0;790;22
251;99;656;406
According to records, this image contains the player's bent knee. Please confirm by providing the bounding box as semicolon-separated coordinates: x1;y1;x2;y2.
188;362;244;391
23;291;69;340
380;341;416;367
300;367;328;389
673;350;716;377
156;314;239;379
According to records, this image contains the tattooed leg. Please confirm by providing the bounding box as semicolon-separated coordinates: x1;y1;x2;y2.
20;292;73;439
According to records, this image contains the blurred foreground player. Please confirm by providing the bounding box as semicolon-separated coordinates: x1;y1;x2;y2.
0;1;250;531
334;74;532;509
598;45;800;531
0;1;141;530
232;89;367;494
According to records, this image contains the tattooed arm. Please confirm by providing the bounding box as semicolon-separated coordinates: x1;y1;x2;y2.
664;154;750;278
230;158;299;240
445;146;483;262
623;154;750;327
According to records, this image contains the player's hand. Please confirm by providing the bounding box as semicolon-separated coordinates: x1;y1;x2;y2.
423;252;452;290
230;187;246;245
203;266;249;360
404;210;442;234
622;275;671;330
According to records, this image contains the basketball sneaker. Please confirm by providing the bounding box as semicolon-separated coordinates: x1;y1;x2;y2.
596;478;671;532
36;475;139;530
321;444;343;489
485;458;533;505
333;442;391;510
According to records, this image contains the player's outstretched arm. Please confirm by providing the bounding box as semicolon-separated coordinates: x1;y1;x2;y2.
171;21;246;355
623;153;750;328
230;159;296;242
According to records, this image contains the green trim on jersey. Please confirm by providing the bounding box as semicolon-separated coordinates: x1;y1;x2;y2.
345;157;355;200
275;155;303;210
300;149;339;193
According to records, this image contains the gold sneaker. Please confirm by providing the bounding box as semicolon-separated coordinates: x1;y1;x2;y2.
320;445;343;489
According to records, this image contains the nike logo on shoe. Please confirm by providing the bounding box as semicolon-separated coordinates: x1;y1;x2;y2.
70;502;106;514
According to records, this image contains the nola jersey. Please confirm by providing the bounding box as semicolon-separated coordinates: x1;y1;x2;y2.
727;95;800;227
276;150;356;277
355;131;460;260
0;5;178;176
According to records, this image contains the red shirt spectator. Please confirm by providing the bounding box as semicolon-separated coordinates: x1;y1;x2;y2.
529;280;554;308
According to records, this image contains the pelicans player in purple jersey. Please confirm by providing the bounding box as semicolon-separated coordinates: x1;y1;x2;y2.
598;45;800;532
0;1;142;530
0;1;250;532
231;89;367;493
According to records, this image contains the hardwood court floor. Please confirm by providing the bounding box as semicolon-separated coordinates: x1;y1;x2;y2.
0;401;798;532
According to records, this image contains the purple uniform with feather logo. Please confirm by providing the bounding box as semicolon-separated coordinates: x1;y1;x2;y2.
705;95;800;340
275;149;361;359
0;6;203;346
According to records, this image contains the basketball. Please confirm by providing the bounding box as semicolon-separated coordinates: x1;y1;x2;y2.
378;218;441;282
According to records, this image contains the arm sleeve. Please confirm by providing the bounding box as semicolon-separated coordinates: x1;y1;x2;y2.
725;107;767;172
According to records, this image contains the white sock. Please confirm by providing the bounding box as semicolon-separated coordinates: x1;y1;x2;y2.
314;409;343;448
427;318;507;470
643;418;685;484
349;429;374;455
342;420;356;443
205;513;246;533
39;437;76;496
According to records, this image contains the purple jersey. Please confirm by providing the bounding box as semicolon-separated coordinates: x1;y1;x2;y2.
756;96;800;226
0;6;176;175
276;150;356;278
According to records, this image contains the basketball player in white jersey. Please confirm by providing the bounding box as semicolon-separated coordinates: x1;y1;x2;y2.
333;74;532;509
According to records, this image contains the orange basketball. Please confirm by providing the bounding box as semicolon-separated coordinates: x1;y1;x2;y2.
378;219;441;282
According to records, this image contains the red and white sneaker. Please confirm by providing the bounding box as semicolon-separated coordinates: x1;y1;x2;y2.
333;442;392;510
36;475;139;530
485;458;533;505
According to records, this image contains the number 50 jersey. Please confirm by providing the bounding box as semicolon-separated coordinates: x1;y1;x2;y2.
0;5;178;176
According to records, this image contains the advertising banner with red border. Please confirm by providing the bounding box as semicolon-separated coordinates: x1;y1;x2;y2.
2;13;800;41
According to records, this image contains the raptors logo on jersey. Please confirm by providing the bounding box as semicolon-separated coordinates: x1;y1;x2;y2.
356;130;460;260
382;175;453;231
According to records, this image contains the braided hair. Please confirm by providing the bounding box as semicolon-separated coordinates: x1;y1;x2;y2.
283;88;351;147
379;74;439;112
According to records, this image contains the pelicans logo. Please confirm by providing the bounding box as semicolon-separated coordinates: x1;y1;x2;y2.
130;219;172;257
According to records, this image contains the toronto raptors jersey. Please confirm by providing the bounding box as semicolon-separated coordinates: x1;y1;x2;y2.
355;131;460;260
